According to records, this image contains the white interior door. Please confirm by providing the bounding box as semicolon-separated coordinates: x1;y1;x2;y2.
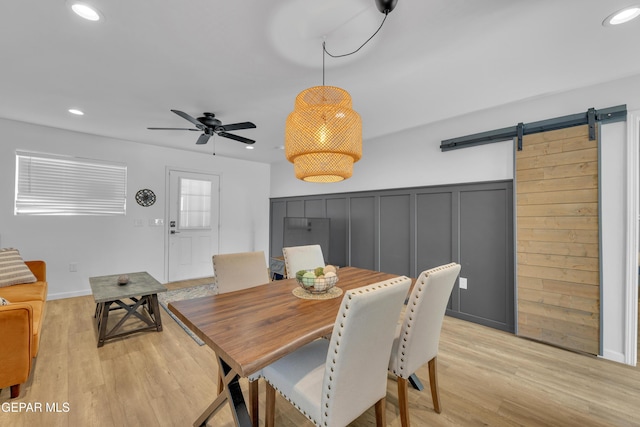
167;169;220;282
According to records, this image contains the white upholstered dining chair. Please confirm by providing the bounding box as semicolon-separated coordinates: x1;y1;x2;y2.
388;262;461;427
282;244;325;278
212;250;270;427
213;250;270;294
262;276;412;427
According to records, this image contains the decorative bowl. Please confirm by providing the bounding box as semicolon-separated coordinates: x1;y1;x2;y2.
296;271;338;294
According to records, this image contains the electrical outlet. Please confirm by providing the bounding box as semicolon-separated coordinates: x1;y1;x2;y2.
459;277;467;289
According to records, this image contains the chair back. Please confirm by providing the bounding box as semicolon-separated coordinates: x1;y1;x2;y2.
212;251;270;294
389;263;461;379
322;276;411;426
282;244;325;279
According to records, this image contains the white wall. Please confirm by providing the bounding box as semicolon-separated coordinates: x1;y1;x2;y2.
0;118;271;299
270;74;640;365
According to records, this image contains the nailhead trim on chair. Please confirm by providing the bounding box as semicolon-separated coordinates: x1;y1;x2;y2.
267;277;410;427
392;263;457;377
321;278;407;426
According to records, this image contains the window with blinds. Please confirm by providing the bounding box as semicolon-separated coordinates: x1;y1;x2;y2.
15;151;127;216
178;177;211;229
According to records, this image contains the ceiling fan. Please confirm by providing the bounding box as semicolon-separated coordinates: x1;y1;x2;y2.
148;110;256;145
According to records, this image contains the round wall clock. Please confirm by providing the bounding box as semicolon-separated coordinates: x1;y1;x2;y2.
135;189;156;207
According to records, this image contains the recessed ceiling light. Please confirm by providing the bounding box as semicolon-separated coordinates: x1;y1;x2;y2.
68;109;84;116
70;2;102;21
603;5;640;26
246;146;255;150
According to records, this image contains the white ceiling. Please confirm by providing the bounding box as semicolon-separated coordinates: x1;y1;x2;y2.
1;0;639;163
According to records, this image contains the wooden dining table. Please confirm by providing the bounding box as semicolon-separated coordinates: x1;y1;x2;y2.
168;266;407;427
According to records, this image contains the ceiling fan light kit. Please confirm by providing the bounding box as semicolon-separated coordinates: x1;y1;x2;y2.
284;0;396;182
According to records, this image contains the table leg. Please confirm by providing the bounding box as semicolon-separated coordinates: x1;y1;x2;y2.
148;294;163;331
409;372;424;391
94;293;166;346
193;357;252;427
97;301;111;348
109;297;149;332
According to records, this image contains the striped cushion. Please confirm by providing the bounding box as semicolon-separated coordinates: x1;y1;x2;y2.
0;248;37;288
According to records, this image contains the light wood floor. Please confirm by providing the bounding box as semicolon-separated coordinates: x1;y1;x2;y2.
1;283;639;426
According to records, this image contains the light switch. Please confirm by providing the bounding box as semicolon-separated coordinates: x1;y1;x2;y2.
459;277;467;289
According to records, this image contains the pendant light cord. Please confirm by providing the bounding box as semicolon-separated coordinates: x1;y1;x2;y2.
322;11;389;85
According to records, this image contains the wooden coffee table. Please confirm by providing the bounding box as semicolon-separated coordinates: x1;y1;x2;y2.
90;271;167;347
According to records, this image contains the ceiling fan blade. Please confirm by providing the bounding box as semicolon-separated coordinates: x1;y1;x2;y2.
218;132;255;145
171;110;205;129
147;127;200;131
196;134;211;145
218;122;256;132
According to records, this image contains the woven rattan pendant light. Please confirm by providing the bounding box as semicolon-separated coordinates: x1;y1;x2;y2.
284;0;397;182
285;86;362;182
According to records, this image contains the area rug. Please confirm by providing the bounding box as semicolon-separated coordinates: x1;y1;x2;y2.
158;283;218;346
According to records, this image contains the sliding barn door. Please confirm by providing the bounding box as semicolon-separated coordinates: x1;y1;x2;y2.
516;125;600;355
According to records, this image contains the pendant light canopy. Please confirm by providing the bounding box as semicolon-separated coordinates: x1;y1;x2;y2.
284;0;397;183
285;86;362;182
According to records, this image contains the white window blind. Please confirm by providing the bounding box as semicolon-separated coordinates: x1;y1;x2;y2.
178;177;211;229
15;151;127;216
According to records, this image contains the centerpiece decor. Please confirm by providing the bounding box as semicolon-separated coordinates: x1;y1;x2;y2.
295;265;338;294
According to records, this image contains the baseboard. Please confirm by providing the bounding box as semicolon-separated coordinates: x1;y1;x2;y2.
601;349;626;364
47;289;92;300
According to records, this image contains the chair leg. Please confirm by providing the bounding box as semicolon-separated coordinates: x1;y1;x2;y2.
265;382;276;427
428;356;441;414
374;397;387;427
10;384;21;399
397;377;410;427
249;379;259;427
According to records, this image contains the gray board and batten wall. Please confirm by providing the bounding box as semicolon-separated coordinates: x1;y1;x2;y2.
270;180;515;333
